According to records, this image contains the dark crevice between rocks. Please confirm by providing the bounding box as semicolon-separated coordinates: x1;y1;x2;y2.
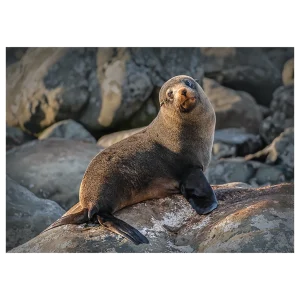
23;100;47;135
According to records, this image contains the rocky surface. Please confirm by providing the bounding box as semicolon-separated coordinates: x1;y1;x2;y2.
6;139;102;210
201;47;293;106
213;128;262;157
9;183;294;253
6;48;294;253
260;85;294;144
246;127;294;181
38;119;96;143
97;127;145;148
6;47;28;66
206;158;287;187
8;47;292;135
203;78;263;133
6;126;34;151
6;176;65;251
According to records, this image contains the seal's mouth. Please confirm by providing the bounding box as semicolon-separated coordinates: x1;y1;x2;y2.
178;97;197;113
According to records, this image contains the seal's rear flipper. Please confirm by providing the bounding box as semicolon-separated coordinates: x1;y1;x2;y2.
180;167;218;215
97;212;149;245
42;208;89;233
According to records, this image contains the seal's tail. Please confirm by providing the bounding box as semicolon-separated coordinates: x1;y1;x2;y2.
41;203;88;233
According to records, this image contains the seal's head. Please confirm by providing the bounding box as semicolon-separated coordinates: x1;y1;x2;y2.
159;75;214;122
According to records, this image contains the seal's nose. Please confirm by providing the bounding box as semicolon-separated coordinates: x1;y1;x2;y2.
181;88;187;97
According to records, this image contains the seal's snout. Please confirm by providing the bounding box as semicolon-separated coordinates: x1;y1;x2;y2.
176;87;197;113
181;88;187;97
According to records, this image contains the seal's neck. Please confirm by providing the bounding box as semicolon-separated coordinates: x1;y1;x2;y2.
148;109;213;155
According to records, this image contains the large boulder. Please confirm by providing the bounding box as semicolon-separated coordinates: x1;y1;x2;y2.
6;126;34;151
38;119;96;143
260;85;294;144
6;48;87;133
203;78;263;133
9;183;294;253
6;176;65;251
6;138;102;210
201;47;294;106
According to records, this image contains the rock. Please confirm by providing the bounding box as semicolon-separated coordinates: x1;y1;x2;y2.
255;165;286;186
207;155;290;187
83;48;204;130
6;138;102;210
212;142;236;160
6;48;95;133
6;126;34;151
6;47;28;66
246;127;294;180
126;92;159;129
201;47;294;106
203;78;263;133
258;104;271;119
282;58;294;86
97;127;146;148
214;128;262;156
38;119;96;143
260;85;294;144
206;158;257;184
6;47;206;134
6;176;65;251
9;183;293;253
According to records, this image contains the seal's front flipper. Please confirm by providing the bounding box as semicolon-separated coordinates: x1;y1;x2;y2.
180;167;218;215
97;212;149;245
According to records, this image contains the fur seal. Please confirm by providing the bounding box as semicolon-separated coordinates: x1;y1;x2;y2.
44;75;217;245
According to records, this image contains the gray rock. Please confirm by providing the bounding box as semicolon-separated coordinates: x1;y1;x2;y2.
255;165;286;186
201;47;294;106
6;47;28;66
97;127;146;148
126;93;159;129
212;142;236;160
246;127;294;180
260;85;294;144
206;158;257;184
9;183;293;253
214;128;262;156
258;105;271;119
6;126;34;151
38;119;96;143
203;78;263;133
206;156;290;187
6;176;65;251
6;138;102;210
282;58;294;86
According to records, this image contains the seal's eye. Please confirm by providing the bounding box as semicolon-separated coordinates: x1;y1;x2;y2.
184;79;195;89
167;90;173;98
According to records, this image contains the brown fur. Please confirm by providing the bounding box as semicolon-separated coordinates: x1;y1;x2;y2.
44;75;216;234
